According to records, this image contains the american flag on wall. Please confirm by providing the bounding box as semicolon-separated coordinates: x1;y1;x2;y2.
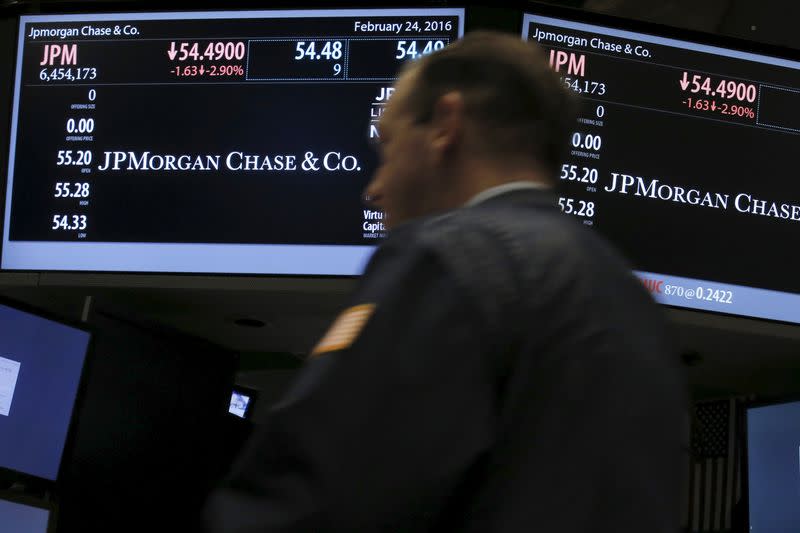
683;398;745;532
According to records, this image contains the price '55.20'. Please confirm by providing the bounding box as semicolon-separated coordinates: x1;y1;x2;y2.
56;150;92;166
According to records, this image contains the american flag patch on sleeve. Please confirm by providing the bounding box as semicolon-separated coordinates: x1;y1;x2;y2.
311;303;376;357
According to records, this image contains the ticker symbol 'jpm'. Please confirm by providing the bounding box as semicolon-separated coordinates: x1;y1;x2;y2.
548;50;586;77
40;44;77;66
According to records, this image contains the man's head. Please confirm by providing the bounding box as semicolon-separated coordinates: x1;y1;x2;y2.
364;31;576;229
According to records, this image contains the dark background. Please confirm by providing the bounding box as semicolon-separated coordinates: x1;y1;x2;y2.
56;311;239;532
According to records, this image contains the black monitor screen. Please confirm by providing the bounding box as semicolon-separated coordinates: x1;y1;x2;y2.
0;303;90;481
2;8;464;275
523;12;800;324
0;496;51;533
746;401;800;533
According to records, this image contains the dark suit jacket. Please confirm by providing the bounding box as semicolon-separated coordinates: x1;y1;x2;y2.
204;188;688;532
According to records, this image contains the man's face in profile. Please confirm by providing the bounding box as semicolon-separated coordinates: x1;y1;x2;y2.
364;69;435;229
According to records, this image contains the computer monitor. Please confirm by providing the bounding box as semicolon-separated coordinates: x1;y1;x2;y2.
746;399;800;532
522;7;800;324
0;300;91;482
0;492;54;533
3;8;464;275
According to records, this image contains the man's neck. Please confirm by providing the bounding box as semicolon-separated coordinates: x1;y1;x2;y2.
447;159;550;207
465;181;549;207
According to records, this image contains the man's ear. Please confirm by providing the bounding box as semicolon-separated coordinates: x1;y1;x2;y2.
429;91;464;157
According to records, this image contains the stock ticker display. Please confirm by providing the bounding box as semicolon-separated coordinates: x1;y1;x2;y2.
2;9;463;275
524;13;800;324
4;8;800;324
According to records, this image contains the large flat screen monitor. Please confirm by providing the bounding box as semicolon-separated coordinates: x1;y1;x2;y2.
2;8;464;275
523;10;800;324
746;400;800;533
0;301;90;481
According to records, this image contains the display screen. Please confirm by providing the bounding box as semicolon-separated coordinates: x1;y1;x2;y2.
229;390;253;419
523;13;800;323
0;497;50;533
0;303;90;481
746;401;800;533
2;9;464;275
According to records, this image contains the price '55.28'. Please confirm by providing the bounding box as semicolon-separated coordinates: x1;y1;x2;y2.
558;197;595;217
54;182;90;198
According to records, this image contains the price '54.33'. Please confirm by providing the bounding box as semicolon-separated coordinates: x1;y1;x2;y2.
52;214;87;231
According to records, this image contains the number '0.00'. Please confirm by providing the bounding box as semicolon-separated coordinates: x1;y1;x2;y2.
66;118;94;134
571;132;602;151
